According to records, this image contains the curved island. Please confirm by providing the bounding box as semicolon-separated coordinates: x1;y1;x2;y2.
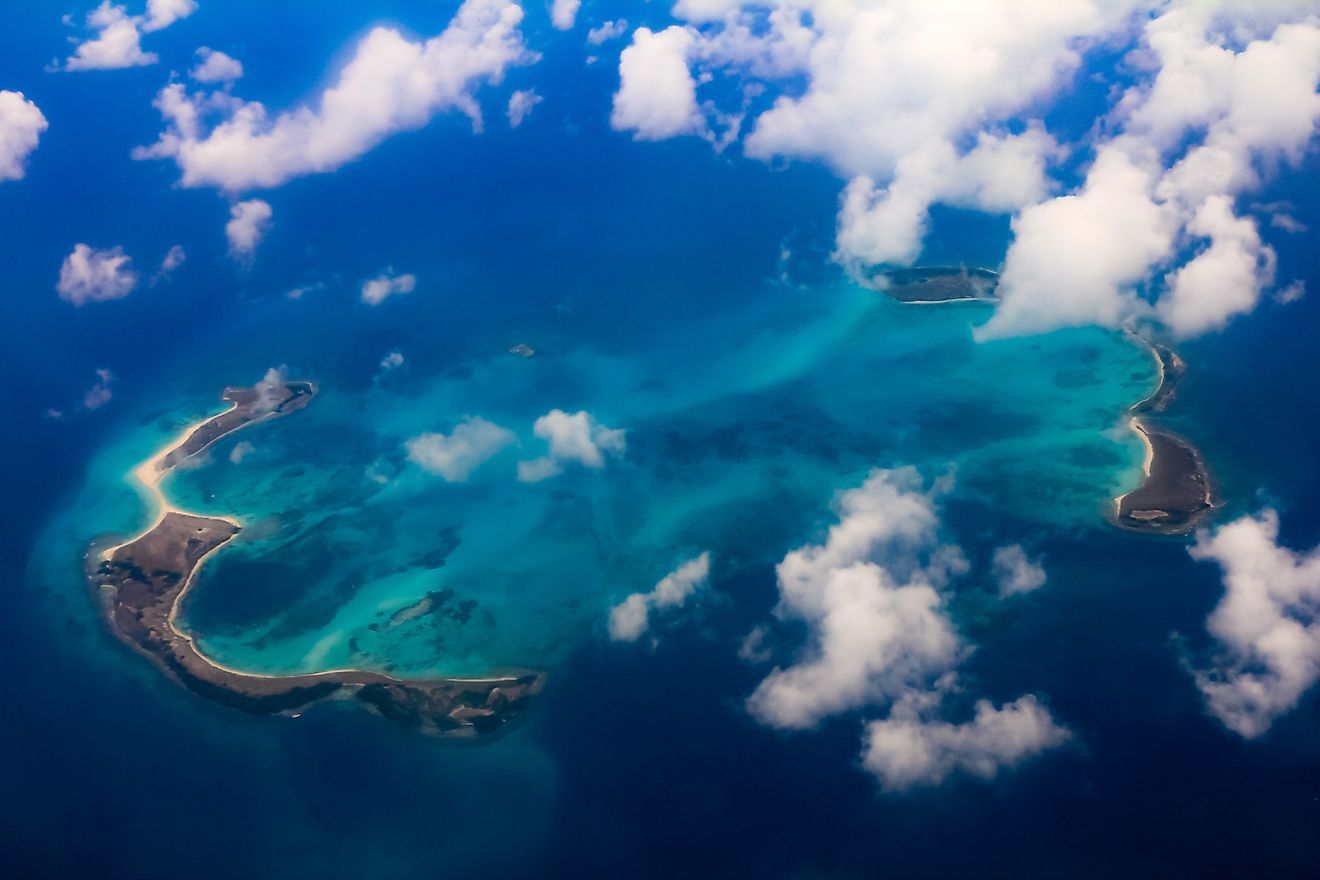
878;266;1215;535
1111;337;1214;534
90;379;544;736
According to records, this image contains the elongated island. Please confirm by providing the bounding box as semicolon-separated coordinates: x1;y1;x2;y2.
1110;337;1214;534
880;266;1214;534
90;379;544;736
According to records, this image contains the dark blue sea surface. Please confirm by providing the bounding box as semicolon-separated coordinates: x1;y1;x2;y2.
3;4;1320;878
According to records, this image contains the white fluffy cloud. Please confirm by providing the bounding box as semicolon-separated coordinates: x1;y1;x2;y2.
517;409;626;482
1158;195;1275;336
611;26;705;141
143;0;196;32
862;694;1070;791
550;0;580;31
1188;510;1320;739
984;4;1320;339
59;0;195;71
361;270;416;305
507;88;541;127
133;0;533;191
57;244;139;305
0;92;47;181
612;1;1320;337
609;553;711;642
747;468;1068;789
992;544;1047;597
977;146;1174;338
225;198;272;261
406;416;516;482
191;47;243;84
612;0;1136;265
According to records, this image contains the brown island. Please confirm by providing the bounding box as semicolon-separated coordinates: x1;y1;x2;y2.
879;267;1214;535
1110;336;1214;534
90;378;544;736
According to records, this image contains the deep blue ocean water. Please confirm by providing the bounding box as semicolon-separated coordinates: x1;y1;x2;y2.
3;4;1320;878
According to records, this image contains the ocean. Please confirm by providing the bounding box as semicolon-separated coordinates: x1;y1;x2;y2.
3;3;1320;877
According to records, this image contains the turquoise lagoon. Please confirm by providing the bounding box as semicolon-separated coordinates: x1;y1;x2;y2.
49;281;1153;681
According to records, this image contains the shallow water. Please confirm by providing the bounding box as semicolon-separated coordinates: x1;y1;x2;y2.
48;284;1151;681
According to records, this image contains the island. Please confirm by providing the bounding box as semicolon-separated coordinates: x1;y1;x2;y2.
880;266;1215;535
90;377;544;736
879;266;1000;303
1111;336;1214;534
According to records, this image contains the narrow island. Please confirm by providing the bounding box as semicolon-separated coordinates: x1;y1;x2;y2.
1110;335;1214;534
90;378;544;736
880;266;1215;535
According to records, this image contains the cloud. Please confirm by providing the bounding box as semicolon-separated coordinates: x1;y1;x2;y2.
992;544;1047;597
225;198;272;261
379;349;405;372
862;694;1070;791
609;1;1320;338
1187;510;1320;739
609;553;711;642
361;270;416;305
984;5;1320;339
151;244;186;284
229;440;255;463
611;26;705;141
406;416;516;481
507;88;541;127
747;468;1068;789
834;128;1058;270
58;0;195;71
132;0;534;191
57;244;139;305
587;19;629;45
613;1;1139;267
191;47;243;84
550;0;580;31
82;368;116;410
517;409;626;482
0;91;48;181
